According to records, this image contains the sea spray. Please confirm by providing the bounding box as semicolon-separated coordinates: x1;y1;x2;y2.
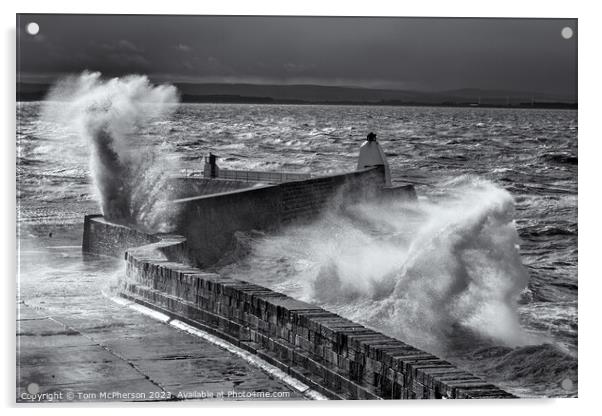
220;176;532;352
364;177;531;349
41;72;180;232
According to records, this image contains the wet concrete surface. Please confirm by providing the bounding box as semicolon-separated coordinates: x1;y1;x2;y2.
17;225;305;402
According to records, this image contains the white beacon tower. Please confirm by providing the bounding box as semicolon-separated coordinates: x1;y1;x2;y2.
357;132;392;187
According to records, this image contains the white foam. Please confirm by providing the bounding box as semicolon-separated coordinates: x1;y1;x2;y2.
41;72;181;233
232;176;532;352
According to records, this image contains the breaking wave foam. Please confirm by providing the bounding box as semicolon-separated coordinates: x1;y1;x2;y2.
41;72;180;232
224;176;534;352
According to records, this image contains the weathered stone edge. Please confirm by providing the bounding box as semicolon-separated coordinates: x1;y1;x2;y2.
120;231;516;400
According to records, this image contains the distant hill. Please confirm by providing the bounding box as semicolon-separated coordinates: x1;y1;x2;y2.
17;81;577;109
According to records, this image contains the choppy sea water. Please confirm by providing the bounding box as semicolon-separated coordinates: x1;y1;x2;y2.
17;102;577;398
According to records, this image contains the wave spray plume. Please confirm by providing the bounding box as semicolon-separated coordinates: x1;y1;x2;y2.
42;71;180;232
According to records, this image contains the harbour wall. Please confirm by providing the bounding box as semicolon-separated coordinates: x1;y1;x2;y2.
166;176;256;199
83;167;397;264
82;218;513;400
171;167;402;267
82;214;159;258
79;168;514;399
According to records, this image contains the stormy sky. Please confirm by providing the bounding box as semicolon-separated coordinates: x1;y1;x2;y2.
17;14;577;97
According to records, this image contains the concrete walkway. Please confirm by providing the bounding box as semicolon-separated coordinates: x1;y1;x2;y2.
16;235;306;403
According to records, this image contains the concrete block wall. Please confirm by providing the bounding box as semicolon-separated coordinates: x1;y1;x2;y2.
279;167;385;223
212;169;312;184
172;185;284;267
120;236;515;400
166;177;256;199
80;169;509;400
91;167;410;267
82;214;159;257
172;167;389;266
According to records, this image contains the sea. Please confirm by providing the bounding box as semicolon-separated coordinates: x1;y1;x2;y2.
17;99;578;399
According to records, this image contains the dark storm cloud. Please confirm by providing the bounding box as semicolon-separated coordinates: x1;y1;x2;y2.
16;14;577;97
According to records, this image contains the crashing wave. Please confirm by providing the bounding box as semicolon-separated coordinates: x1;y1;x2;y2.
41;72;180;233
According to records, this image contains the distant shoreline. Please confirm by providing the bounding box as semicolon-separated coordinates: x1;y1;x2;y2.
16;81;577;110
17;96;577;110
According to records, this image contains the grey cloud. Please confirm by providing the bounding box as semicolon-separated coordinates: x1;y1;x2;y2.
16;14;577;98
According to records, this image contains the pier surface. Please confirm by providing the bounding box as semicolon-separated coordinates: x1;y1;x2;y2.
16;235;304;403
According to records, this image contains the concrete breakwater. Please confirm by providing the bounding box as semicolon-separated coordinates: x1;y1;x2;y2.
82;166;514;400
172;167;398;266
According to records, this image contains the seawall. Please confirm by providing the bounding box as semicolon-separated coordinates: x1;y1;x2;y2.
82;214;159;258
82;216;513;400
166;176;257;199
80;168;513;399
172;167;408;266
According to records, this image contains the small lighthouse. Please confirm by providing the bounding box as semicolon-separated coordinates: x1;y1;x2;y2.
357;132;391;186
